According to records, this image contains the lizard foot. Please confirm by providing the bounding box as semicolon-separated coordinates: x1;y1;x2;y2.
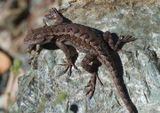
29;57;38;69
85;73;104;99
120;35;136;43
27;45;41;69
85;73;97;99
114;35;136;51
58;61;78;76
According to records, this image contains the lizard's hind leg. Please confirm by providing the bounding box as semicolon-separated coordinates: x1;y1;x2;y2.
56;40;78;76
103;32;136;51
81;54;102;99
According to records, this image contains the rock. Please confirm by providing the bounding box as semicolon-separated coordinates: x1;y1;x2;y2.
12;1;160;113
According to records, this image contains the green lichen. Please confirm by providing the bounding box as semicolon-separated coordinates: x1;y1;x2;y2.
10;58;22;76
36;96;48;113
53;91;68;106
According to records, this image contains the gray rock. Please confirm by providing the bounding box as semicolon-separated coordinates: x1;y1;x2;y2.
11;1;160;113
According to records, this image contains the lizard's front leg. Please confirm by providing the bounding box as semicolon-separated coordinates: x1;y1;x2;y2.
27;44;42;69
56;39;78;76
103;31;136;51
81;53;102;99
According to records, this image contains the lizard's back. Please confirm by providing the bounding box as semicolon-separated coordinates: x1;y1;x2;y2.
50;23;105;53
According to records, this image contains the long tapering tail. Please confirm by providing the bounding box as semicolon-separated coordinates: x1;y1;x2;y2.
98;52;138;113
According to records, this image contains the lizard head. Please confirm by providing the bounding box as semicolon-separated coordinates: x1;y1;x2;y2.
24;28;49;45
44;8;72;25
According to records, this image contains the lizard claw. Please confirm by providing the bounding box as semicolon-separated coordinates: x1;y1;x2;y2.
120;35;137;43
58;61;78;76
114;35;137;51
85;74;97;99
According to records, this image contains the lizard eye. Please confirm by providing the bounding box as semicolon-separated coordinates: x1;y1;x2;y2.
48;8;59;19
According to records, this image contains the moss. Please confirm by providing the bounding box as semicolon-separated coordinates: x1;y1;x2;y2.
10;58;22;76
36;96;48;113
53;91;68;106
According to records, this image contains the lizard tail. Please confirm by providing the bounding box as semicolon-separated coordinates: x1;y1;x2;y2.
98;52;138;113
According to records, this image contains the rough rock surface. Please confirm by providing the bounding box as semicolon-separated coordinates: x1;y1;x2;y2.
10;1;160;113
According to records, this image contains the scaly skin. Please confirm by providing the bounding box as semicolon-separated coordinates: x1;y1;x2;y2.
24;8;138;113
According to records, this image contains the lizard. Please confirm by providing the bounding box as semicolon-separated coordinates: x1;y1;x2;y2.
24;8;138;113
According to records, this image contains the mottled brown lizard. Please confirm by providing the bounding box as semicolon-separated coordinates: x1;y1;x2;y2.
24;8;138;113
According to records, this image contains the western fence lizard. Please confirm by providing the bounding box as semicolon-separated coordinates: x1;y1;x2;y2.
24;8;138;113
